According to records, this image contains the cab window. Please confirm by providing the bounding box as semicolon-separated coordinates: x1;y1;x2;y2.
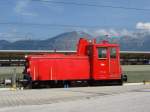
98;47;107;58
110;48;116;58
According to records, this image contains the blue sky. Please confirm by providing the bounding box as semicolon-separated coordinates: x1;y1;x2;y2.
0;0;150;41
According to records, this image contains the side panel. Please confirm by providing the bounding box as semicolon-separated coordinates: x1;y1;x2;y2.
38;59;55;80
53;58;90;80
30;57;90;81
29;59;39;81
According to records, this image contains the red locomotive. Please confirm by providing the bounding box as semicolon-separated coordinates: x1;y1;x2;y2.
23;38;127;88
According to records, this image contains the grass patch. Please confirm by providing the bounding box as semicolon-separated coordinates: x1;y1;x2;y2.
122;65;150;83
123;71;150;83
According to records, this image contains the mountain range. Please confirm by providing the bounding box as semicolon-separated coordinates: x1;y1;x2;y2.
0;31;150;51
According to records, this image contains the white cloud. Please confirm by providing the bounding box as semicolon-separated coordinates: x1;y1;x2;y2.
0;27;33;42
93;29;108;36
14;0;37;16
92;29;120;37
136;22;150;30
0;32;18;41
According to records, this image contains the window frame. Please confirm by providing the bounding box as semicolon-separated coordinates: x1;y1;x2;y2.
110;47;117;59
97;47;107;59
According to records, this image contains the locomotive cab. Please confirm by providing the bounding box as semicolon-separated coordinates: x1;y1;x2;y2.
90;40;123;83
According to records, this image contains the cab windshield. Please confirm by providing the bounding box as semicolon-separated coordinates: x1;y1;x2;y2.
97;47;107;59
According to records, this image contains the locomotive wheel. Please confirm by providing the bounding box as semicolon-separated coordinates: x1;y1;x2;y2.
22;81;32;89
25;81;39;89
88;80;94;86
122;75;128;82
116;80;123;85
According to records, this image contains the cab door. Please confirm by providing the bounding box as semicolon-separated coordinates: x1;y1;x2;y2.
92;47;109;80
109;47;120;79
